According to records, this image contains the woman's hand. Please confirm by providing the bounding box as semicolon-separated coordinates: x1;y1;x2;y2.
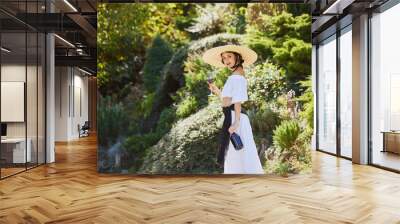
208;83;221;96
228;121;240;134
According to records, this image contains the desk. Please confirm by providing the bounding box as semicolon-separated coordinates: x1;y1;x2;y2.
1;138;31;163
381;131;400;154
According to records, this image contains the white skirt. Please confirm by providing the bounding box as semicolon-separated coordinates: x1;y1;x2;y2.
224;111;264;174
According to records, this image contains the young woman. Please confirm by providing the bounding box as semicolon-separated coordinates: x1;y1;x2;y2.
202;45;264;174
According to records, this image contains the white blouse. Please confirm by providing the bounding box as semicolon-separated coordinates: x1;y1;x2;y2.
221;74;248;104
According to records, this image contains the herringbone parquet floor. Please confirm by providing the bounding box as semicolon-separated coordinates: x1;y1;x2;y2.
1;135;400;224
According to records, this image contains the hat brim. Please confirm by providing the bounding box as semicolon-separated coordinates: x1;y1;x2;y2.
202;45;257;68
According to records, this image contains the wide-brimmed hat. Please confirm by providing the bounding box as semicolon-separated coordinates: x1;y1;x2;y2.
202;44;257;68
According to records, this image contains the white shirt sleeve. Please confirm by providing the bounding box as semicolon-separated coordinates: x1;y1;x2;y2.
231;77;248;104
221;76;248;104
221;77;233;98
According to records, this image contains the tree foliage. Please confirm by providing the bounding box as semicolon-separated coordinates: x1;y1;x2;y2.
97;3;193;99
143;35;174;93
245;12;311;91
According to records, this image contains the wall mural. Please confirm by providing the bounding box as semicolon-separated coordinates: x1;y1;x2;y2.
97;3;312;175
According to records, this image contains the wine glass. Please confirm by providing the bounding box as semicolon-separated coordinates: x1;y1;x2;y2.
207;72;215;96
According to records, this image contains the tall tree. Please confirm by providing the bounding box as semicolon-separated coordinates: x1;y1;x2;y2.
142;35;174;93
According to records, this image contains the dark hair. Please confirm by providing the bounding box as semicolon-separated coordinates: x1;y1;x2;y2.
220;51;244;70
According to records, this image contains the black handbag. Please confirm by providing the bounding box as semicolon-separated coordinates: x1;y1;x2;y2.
230;132;244;150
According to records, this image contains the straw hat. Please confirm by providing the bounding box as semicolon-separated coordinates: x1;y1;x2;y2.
202;44;257;68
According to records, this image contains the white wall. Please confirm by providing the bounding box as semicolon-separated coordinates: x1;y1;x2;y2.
55;66;69;141
55;67;89;141
1;65;26;139
1;65;40;137
1;63;46;164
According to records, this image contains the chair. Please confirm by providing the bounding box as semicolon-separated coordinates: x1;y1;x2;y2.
78;121;90;138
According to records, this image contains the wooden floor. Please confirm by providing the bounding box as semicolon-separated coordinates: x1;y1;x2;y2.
372;150;400;171
1;135;400;224
1;167;26;178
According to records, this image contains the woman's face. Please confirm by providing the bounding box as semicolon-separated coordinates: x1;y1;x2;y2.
221;52;236;70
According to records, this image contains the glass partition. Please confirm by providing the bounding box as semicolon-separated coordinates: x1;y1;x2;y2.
1;30;28;177
317;34;337;154
339;25;352;158
38;32;45;165
370;3;400;171
27;31;38;169
0;1;46;179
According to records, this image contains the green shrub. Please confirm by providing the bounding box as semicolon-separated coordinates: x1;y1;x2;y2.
138;92;156;119
265;119;311;176
301;102;314;130
246;61;286;107
97;95;129;149
97;95;129;172
246;3;288;22
224;5;247;34
287;5;310;16
139;45;189;132
243;26;275;62
297;76;314;129
124;107;177;172
273;93;293;121
297;127;313;165
273;120;301;151
248;105;281;139
140;103;223;174
143;35;174;93
178;55;212;109
275;162;290;177
156;107;177;134
244;12;311;91
123;132;162;171
272;38;311;86
176;95;199;119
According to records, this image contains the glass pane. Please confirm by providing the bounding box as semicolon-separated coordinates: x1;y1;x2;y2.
0;1;46;178
38;33;45;165
340;26;352;158
318;35;337;154
27;31;38;169
371;4;400;171
1;31;27;177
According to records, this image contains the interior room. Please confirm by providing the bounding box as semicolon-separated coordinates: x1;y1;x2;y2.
0;0;97;179
370;2;400;171
0;0;400;223
0;17;46;178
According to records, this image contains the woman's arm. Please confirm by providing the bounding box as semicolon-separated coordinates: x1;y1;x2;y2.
209;83;222;99
229;102;241;134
